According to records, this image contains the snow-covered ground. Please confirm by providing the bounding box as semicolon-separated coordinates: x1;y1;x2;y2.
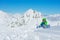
0;9;60;40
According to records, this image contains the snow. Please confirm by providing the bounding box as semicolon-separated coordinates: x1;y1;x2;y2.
0;9;60;40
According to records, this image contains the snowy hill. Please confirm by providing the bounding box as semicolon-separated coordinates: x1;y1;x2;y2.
24;9;42;25
7;9;42;28
46;14;60;26
0;9;60;40
0;10;10;26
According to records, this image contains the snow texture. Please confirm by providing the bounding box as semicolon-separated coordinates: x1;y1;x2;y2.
0;9;60;40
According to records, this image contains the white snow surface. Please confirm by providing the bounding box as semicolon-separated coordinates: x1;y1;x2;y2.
0;9;60;40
